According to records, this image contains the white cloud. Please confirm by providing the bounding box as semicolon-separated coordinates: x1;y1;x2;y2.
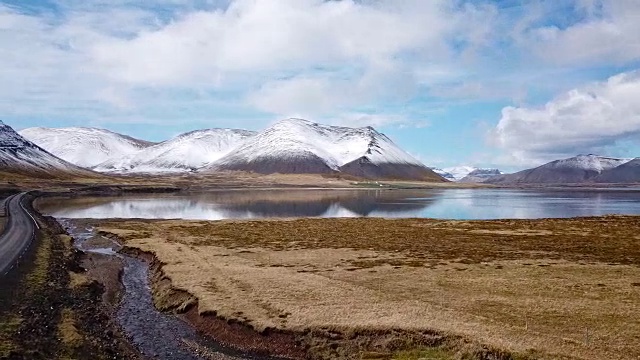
323;113;428;129
0;0;500;127
520;0;640;65
90;0;468;85
247;58;417;116
2;0;640;145
490;70;640;164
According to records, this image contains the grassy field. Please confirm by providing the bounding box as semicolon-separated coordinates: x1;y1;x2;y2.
96;216;640;359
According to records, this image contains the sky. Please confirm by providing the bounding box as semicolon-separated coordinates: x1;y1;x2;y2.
2;0;640;171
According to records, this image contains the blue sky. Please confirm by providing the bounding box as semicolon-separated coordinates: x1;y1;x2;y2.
2;0;640;171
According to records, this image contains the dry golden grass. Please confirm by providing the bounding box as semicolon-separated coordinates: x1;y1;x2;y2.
68;271;90;289
96;217;640;360
0;315;21;357
24;232;52;290
58;308;82;347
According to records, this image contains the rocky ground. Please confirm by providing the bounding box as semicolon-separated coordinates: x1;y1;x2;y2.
0;197;138;360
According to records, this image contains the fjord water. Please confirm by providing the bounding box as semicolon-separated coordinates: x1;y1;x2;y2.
38;188;640;220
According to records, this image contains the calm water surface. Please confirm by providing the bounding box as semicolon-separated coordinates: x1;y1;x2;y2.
37;188;640;220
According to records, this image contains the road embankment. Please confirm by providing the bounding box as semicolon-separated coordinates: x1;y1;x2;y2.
0;194;139;359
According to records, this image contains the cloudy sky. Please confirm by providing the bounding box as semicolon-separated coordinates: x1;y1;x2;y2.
2;0;640;171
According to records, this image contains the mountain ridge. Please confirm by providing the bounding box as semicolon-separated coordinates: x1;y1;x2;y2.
593;158;640;183
1;122;96;177
95;128;257;173
458;168;502;183
13;119;445;181
206;118;443;181
486;155;631;184
19;127;154;168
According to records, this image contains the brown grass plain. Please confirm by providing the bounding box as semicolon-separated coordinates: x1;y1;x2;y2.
94;216;640;359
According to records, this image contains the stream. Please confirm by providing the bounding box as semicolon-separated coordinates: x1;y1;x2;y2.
60;219;266;360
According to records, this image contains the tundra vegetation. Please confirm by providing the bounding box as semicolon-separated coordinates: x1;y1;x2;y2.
95;216;640;360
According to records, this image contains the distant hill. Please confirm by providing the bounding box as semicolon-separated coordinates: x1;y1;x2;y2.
430;168;455;181
432;166;503;182
593;158;640;183
442;166;477;181
459;168;502;183
486;155;630;184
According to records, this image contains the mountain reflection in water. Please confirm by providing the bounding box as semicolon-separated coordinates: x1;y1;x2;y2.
36;189;438;220
37;188;640;220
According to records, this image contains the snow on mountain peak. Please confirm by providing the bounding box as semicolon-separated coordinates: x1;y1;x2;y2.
552;154;630;172
13;119;440;180
442;166;478;181
205;118;441;180
430;168;455;181
458;168;503;183
0;122;90;175
19;127;153;168
95;128;257;173
213;118;424;172
433;166;503;181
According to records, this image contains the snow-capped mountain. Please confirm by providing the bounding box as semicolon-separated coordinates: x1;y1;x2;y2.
432;166;502;182
13;119;445;181
206;118;444;181
593;158;640;183
486;154;631;184
19;127;153;168
442;166;478;181
458;168;502;183
96;129;257;173
430;168;455;181
0;121;93;176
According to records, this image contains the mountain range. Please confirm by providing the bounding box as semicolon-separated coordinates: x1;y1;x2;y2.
458;168;503;183
15;118;444;181
486;155;636;184
7;119;640;184
431;166;503;182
